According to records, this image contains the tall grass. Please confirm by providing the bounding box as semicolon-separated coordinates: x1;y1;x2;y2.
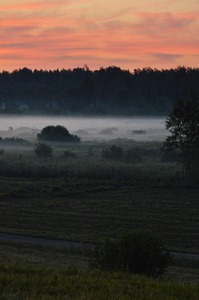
0;263;199;299
0;142;183;187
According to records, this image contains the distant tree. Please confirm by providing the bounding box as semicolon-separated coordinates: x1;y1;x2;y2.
0;66;199;115
163;91;199;176
37;125;80;143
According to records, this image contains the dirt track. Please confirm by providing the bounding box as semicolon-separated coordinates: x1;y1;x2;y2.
0;232;82;248
0;232;199;260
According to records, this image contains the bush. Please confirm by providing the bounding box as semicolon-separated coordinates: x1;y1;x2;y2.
123;148;143;163
161;151;182;163
87;146;95;157
89;231;171;277
63;150;77;159
3;137;31;146
101;145;123;161
37;125;80;143
34;143;53;158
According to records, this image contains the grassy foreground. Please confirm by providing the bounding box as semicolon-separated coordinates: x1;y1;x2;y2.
0;141;199;298
0;263;199;300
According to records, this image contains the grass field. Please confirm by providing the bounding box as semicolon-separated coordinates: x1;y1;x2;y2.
0;178;198;252
0;140;199;298
0;141;198;251
0;262;199;299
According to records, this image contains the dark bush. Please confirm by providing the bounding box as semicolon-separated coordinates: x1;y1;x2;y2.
123;148;143;163
34;143;53;158
37;125;80;143
101;145;123;161
63;150;77;159
87;146;95;157
161;151;182;163
89;231;171;277
3;137;31;146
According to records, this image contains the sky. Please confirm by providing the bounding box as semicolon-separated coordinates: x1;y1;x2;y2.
0;0;199;72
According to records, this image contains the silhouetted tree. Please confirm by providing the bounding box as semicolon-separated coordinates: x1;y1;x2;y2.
37;125;80;143
163;91;199;176
0;66;199;115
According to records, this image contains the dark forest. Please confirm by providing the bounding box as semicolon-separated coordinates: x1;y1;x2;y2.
0;65;198;115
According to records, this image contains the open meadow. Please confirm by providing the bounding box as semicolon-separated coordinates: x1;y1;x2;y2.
0;135;199;298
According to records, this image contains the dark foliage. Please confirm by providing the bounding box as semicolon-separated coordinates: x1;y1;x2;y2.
34;143;53;158
89;231;171;277
37;125;80;143
1;137;31;146
123;148;143;163
163;92;199;176
101;145;124;161
161;151;182;163
63;150;77;159
0;66;199;115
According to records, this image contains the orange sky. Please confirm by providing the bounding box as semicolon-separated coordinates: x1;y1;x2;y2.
0;0;199;71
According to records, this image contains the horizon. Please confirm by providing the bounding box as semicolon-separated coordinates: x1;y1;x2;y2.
0;0;199;72
0;65;198;74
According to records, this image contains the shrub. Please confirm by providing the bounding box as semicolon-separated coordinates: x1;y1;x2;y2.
3;137;31;146
132;130;146;134
49;186;63;193
123;148;143;163
89;231;171;277
37;125;80;143
101;145;123;161
87;146;95;157
63;150;77;159
34;143;53;158
161;151;182;163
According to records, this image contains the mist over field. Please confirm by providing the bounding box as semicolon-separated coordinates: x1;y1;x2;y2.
0;115;167;142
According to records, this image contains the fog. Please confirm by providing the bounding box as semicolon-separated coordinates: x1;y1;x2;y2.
0;115;167;142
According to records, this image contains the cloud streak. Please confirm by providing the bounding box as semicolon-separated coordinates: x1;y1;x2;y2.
0;0;198;71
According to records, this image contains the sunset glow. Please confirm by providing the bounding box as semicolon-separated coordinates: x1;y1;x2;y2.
0;0;199;71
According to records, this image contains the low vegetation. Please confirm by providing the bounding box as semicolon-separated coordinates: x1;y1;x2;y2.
1;262;199;299
0;133;198;298
0;136;31;146
34;142;53;158
89;231;171;277
101;144;124;161
63;149;77;159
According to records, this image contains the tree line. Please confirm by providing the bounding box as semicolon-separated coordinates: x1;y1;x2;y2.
0;65;198;115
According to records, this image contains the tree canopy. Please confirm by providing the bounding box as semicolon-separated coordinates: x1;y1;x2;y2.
37;125;80;143
0;66;199;115
163;91;199;176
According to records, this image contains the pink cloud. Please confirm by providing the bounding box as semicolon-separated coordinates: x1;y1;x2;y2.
0;1;198;71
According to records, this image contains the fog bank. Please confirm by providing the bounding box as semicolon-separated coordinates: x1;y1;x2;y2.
0;115;167;142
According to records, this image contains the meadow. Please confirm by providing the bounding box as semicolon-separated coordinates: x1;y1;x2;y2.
0;262;199;299
0;138;199;298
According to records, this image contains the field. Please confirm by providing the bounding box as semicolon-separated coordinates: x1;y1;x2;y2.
0;139;199;298
0;263;199;299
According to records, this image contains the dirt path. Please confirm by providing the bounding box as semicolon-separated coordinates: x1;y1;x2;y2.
0;232;199;259
0;232;83;248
